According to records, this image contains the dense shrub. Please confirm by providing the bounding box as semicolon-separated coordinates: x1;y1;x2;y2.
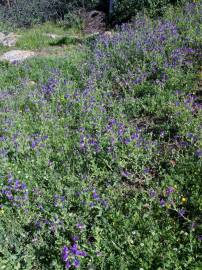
0;0;79;27
111;0;187;23
57;11;84;30
0;0;101;27
0;0;188;27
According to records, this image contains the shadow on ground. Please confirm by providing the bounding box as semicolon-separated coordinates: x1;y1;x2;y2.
49;36;82;46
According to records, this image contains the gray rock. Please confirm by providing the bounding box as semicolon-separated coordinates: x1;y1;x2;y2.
0;50;36;63
44;33;62;39
0;32;6;42
104;31;113;38
25;80;36;87
0;32;21;47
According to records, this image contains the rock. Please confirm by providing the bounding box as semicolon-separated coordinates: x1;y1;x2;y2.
104;31;113;38
44;33;62;40
0;32;6;43
0;32;21;47
0;50;36;63
2;33;21;47
26;80;36;87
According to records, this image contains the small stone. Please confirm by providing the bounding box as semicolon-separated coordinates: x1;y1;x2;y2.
28;80;36;86
104;31;113;38
143;203;150;209
24;80;36;87
44;33;62;39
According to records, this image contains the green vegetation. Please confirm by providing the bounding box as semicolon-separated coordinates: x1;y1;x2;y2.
0;48;85;88
0;1;202;270
0;0;186;27
0;0;99;27
16;23;83;50
111;0;187;23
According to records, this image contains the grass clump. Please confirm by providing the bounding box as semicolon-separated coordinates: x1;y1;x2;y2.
0;1;201;270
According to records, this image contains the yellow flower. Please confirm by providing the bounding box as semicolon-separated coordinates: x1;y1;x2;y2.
0;209;4;215
181;197;187;203
166;203;171;209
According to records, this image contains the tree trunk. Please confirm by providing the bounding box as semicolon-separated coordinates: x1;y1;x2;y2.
109;0;113;14
3;0;11;8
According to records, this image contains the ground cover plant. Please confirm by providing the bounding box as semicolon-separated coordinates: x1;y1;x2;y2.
0;1;202;269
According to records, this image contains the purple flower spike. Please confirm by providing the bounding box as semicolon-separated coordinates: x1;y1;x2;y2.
73;258;80;268
63;246;68;252
62;246;69;262
71;243;78;255
65;260;71;269
62;252;69;262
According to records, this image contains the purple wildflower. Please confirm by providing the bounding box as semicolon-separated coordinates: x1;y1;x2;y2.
61;242;87;268
72;236;79;242
166;187;175;196
198;235;202;241
160;199;166;207
195;149;202;158
178;208;186;218
92;190;99;200
73;258;80;268
76;223;85;230
121;171;130;178
149;189;156;198
65;260;71;269
62;246;69;261
71;243;78;255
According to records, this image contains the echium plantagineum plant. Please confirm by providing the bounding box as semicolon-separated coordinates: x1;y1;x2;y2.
0;1;201;270
61;241;87;269
0;176;29;209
